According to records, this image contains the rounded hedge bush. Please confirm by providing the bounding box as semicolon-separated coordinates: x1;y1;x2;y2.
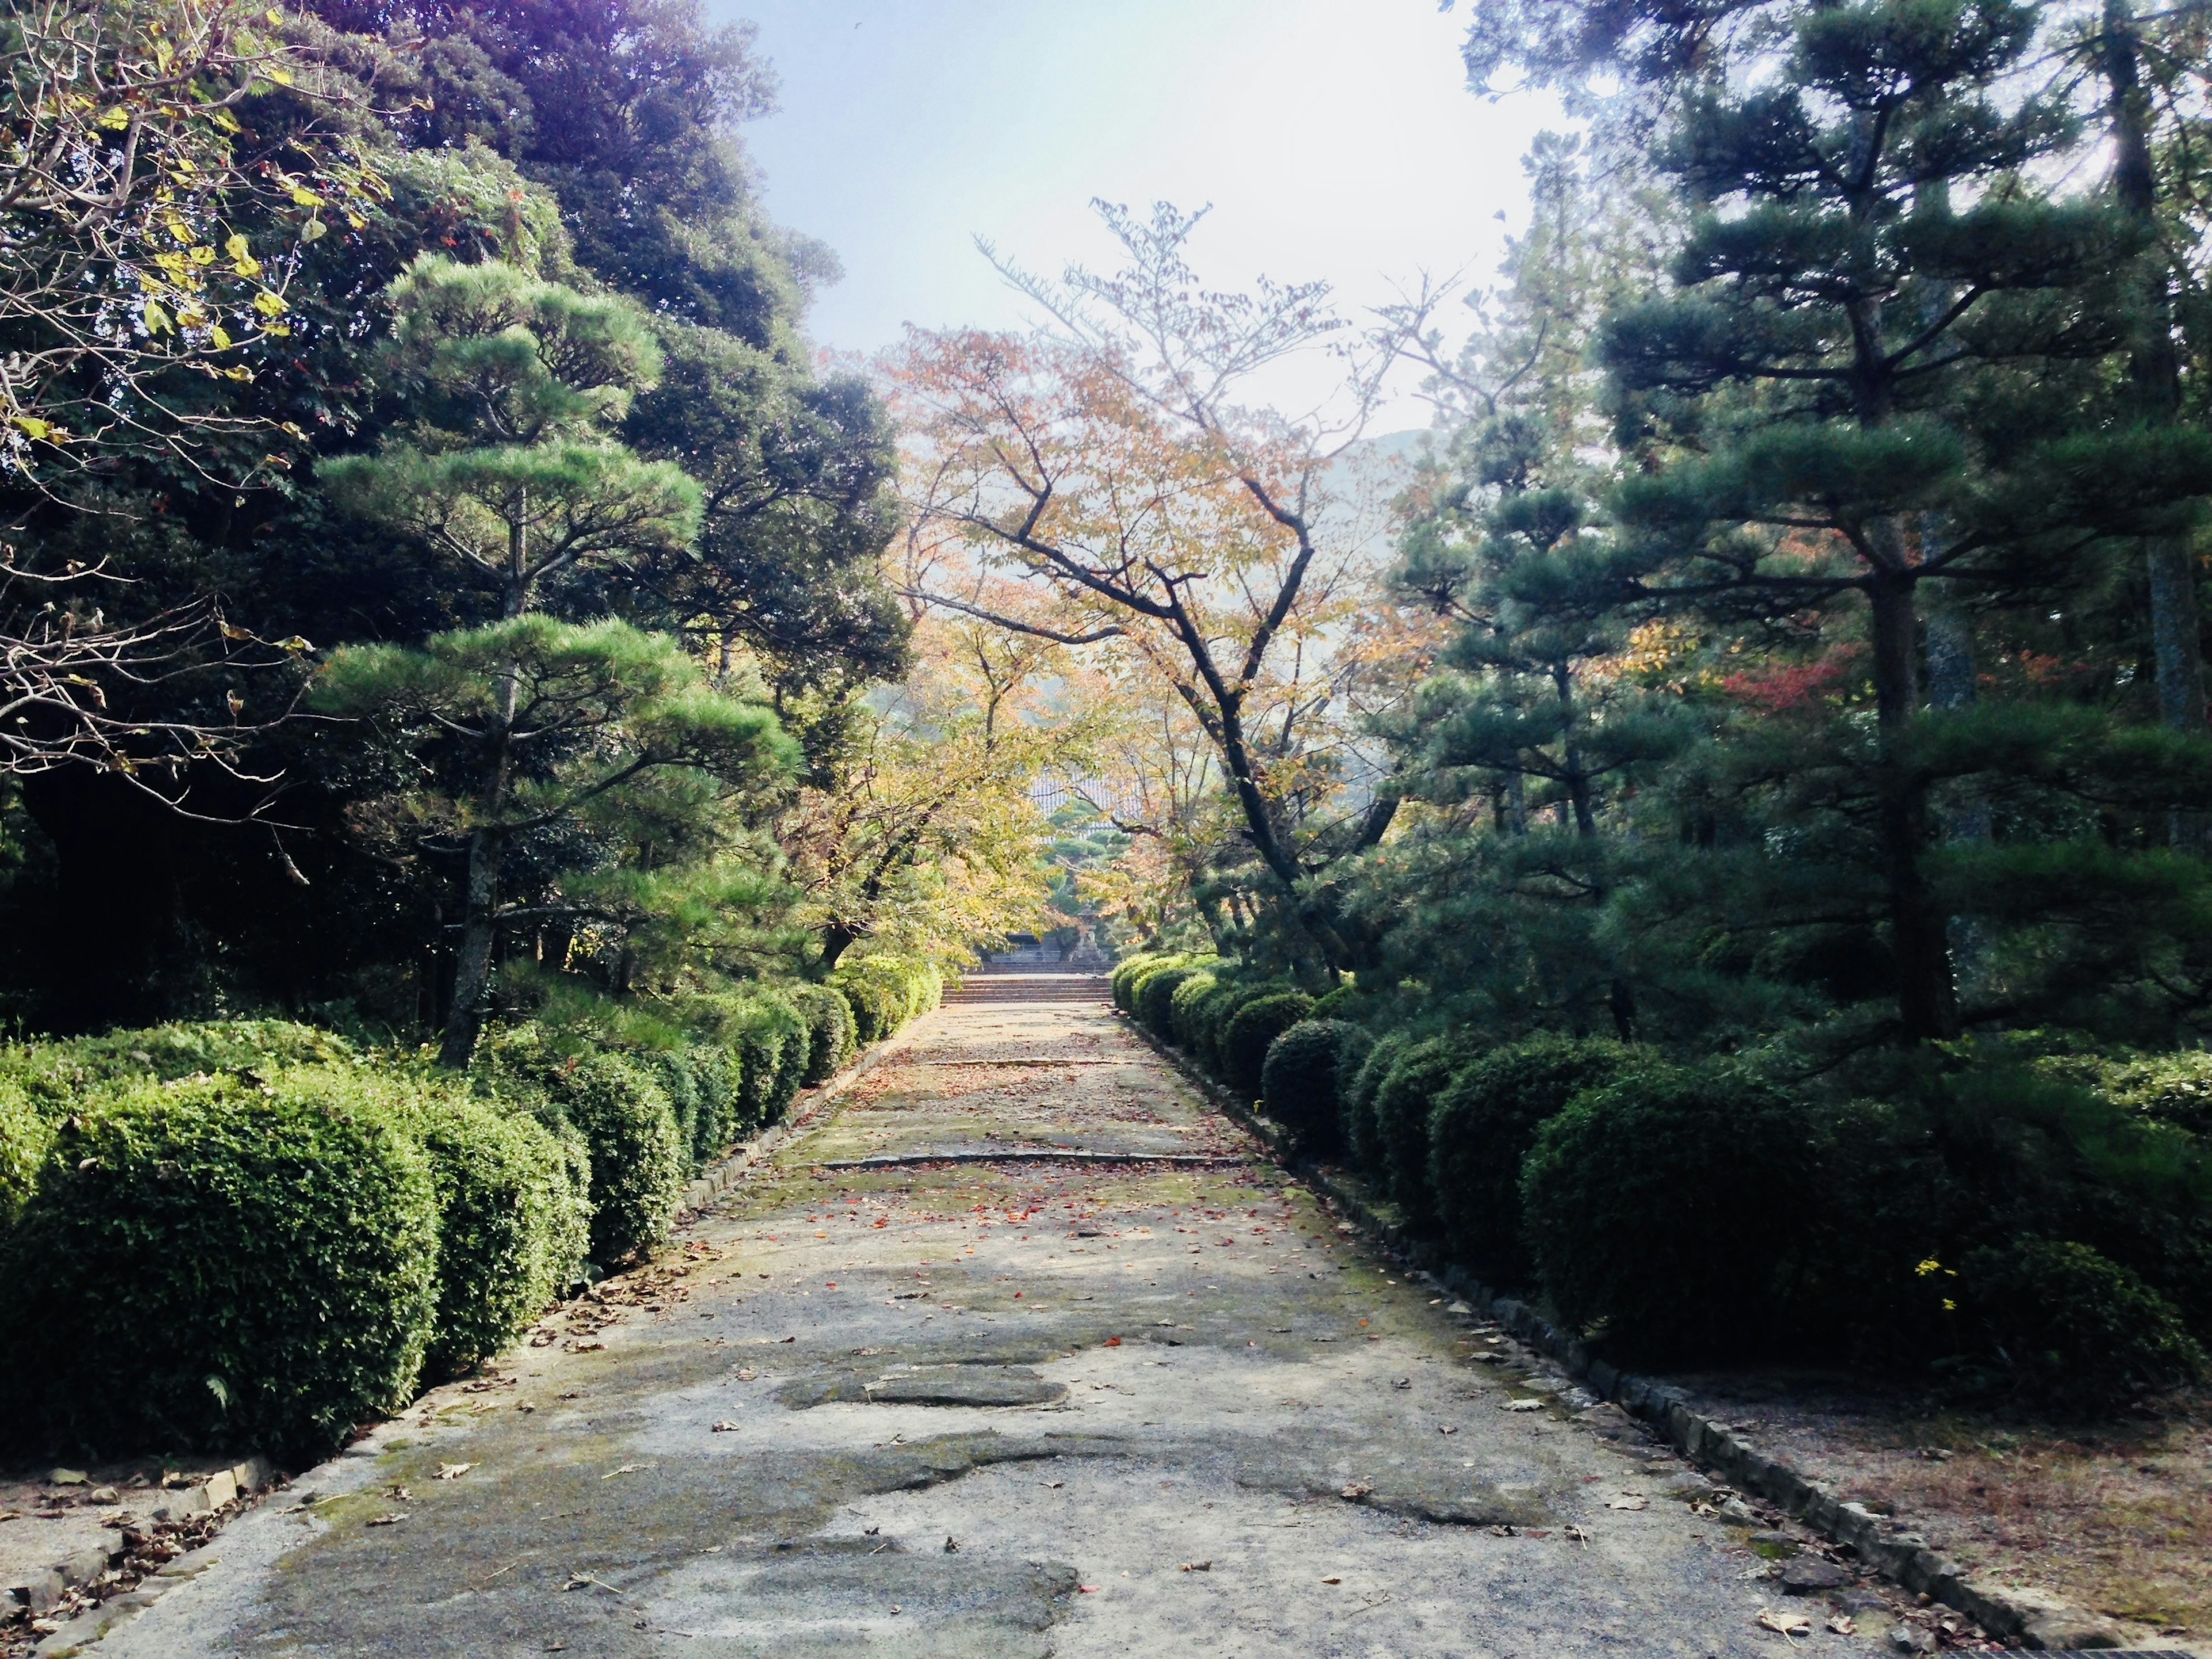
790;983;858;1085
685;1043;741;1162
1;1070;440;1461
1168;971;1218;1048
1963;1237;2206;1410
394;1082;592;1377
1428;1036;1631;1286
1137;963;1207;1041
1370;1035;1478;1233
1111;952;1167;1014
532;1051;683;1265
733;992;809;1125
1521;1059;1824;1357
1260;1019;1370;1156
1222;992;1315;1103
1343;1030;1413;1173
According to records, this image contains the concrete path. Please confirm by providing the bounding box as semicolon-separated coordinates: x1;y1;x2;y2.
103;971;1876;1658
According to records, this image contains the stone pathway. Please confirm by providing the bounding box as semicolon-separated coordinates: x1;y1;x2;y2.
99;971;1881;1657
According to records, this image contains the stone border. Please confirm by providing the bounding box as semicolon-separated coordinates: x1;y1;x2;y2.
13;1457;273;1657
1119;1013;2141;1654
675;1033;904;1217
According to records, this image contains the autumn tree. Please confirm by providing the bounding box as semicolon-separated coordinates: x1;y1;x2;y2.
887;202;1414;976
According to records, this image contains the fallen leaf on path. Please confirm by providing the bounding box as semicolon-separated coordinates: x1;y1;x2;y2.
1042;1480;1063;1488
1755;1608;1812;1639
710;1421;738;1433
733;1368;757;1381
1391;1377;1411;1391
1826;1616;1855;1635
433;1463;474;1481
366;1512;404;1527
1078;1584;1099;1593
601;1464;641;1480
1103;1336;1122;1347
1563;1525;1589;1546
1502;1398;1545;1412
388;1485;411;1500
1339;1482;1373;1500
1438;1425;1459;1435
1180;1560;1211;1572
1606;1495;1647;1511
1321;1575;1342;1585
779;1336;796;1343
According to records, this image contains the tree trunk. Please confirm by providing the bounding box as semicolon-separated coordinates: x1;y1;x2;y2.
439;826;503;1068
2103;0;2208;838
819;920;859;972
1869;569;1959;1040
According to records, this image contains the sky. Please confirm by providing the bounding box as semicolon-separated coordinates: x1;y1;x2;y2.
713;0;1568;417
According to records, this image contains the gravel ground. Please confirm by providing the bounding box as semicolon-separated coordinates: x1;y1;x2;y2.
93;972;1899;1658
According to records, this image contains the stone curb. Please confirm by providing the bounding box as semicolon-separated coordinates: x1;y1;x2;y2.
1119;1013;2133;1654
15;1457;272;1657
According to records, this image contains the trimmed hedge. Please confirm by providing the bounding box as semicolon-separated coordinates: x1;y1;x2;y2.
1427;1037;1630;1286
1222;991;1315;1102
1369;1035;1478;1233
790;983;859;1085
1137;963;1209;1041
1521;1058;1821;1357
1343;1030;1413;1173
1260;1019;1370;1155
1;1070;441;1462
479;1034;683;1266
832;953;944;1044
392;1081;592;1377
1168;971;1219;1048
733;991;809;1125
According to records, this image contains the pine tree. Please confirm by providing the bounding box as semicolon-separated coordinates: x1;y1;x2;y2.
319;256;788;1065
1599;0;2212;1041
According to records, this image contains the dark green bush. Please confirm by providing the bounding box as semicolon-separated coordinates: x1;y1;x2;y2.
1;1070;440;1461
1343;1031;1414;1173
1963;1238;2206;1410
644;1047;706;1173
1260;1019;1369;1155
733;991;809;1124
1168;971;1219;1048
1188;980;1248;1076
493;1042;682;1266
1369;1035;1479;1232
1222;992;1315;1102
685;1043;741;1161
1429;1037;1631;1286
2092;1051;2212;1137
1137;963;1207;1041
1110;952;1166;1014
1521;1058;1825;1357
790;983;858;1084
388;1080;592;1377
831;953;943;1042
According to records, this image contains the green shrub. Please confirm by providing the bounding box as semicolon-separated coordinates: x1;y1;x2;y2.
831;953;944;1042
1186;980;1244;1076
1521;1058;1825;1357
1168;971;1219;1047
686;1043;741;1162
384;1079;592;1377
732;991;809;1125
1343;1031;1413;1173
0;1078;54;1226
1370;1035;1479;1232
1260;1020;1370;1156
644;1047;706;1173
1429;1037;1631;1286
1222;992;1315;1103
1136;963;1209;1041
1963;1238;2206;1410
484;1037;682;1266
790;983;858;1084
1111;952;1168;1014
1;1070;440;1461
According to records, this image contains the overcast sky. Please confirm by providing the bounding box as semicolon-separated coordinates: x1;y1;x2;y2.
714;0;1567;416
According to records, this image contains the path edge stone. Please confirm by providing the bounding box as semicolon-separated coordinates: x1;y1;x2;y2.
1118;1012;2129;1653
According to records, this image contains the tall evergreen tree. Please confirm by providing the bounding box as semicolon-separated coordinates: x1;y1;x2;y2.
1598;0;2212;1041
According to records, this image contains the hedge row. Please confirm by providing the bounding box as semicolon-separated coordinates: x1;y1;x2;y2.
1113;954;2212;1410
1287;1015;2211;1407
0;971;939;1463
